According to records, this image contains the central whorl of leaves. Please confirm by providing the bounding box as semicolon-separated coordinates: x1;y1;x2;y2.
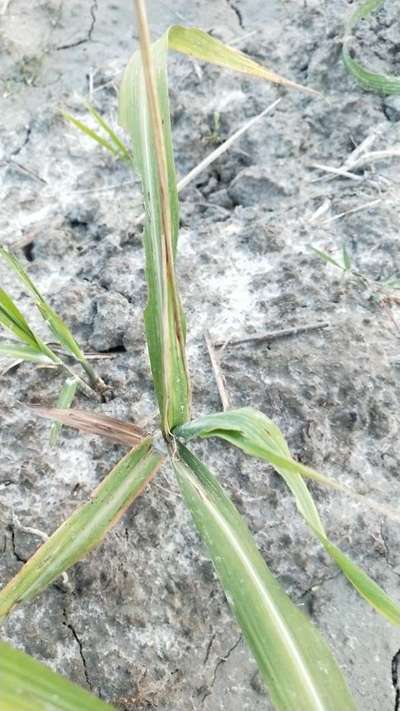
118;22;312;435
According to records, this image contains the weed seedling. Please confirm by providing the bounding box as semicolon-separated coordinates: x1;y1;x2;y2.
1;2;400;710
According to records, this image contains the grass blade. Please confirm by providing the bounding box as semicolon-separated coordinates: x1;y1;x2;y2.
173;443;355;711
310;247;345;271
0;642;115;711
0;287;61;367
0;341;54;364
0;245;42;298
175;408;400;625
0;246;104;390
0;244;86;361
315;529;400;625
63;106;132;163
63;111;124;158
85;102;132;161
0;287;41;347
49;377;79;447
167;26;317;95
36;302;85;361
342;0;400;95
0;439;162;620
342;243;352;270
383;276;400;289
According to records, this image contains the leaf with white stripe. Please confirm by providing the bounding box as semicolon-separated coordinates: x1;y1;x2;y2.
173;443;355;711
175;407;400;625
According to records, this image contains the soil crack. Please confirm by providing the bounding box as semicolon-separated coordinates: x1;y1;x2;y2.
202;634;241;704
10;526;27;564
88;0;98;41
56;0;98;51
63;604;92;690
10;125;32;157
392;648;400;711
203;632;216;665
226;0;244;29
297;570;341;600
380;523;400;578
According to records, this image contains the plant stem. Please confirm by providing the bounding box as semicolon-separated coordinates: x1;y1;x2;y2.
61;362;99;399
38;337;101;399
80;358;109;396
133;0;190;435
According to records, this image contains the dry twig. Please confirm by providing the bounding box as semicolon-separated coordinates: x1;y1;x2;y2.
204;330;230;411
215;321;330;348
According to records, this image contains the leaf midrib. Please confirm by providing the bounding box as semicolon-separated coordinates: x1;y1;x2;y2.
182;465;328;711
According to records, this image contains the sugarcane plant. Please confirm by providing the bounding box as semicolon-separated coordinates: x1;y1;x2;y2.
1;1;400;710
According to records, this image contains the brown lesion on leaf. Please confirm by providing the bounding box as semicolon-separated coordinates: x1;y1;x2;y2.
31;407;149;446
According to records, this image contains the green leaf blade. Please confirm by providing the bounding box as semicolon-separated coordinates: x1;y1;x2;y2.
342;243;352;271
37;301;85;362
0;246;84;364
173;444;355;711
175;407;400;625
342;0;400;95
85;103;132;162
311;247;345;271
0;439;162;620
0;341;54;364
0;642;115;711
0;246;42;299
318;533;400;626
49;377;79;447
0;287;38;347
382;276;400;289
63;111;122;157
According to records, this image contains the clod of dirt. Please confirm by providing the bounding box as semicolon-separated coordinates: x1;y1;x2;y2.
228;166;289;207
383;95;400;122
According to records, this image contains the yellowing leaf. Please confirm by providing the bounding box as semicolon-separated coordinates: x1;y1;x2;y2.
168;26;318;94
